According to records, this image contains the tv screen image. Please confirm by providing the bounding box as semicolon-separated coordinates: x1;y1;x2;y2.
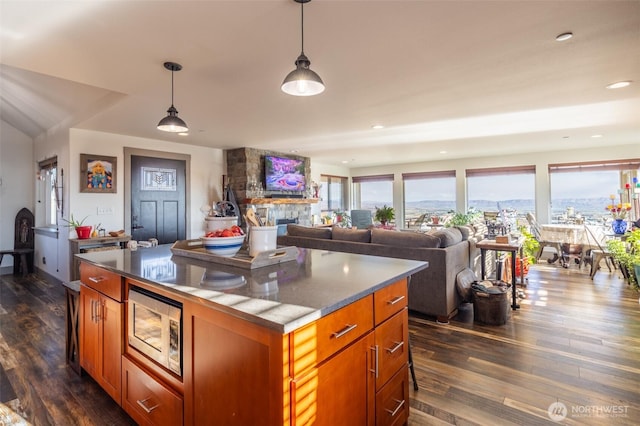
265;156;306;192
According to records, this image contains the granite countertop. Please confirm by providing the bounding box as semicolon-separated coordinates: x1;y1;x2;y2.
76;245;428;333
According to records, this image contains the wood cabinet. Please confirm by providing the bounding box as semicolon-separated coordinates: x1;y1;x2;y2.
373;279;410;426
79;263;124;405
183;278;409;426
121;357;183;426
78;253;412;426
292;332;376;425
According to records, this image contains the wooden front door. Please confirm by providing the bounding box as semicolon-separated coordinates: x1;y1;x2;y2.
130;155;186;244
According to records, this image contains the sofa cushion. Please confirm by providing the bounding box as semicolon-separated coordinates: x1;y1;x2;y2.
371;229;440;248
287;224;332;239
431;227;463;247
455;225;473;241
332;226;371;243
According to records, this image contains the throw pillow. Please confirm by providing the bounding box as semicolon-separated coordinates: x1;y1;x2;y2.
287;224;332;239
431;228;463;247
455;225;473;241
332;227;371;243
456;268;477;303
371;229;440;248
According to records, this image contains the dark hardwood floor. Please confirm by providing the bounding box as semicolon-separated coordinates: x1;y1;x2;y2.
0;262;638;425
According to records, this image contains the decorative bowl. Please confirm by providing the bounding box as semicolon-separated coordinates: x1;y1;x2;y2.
200;234;245;257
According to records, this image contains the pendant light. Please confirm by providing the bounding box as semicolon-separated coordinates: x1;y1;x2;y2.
281;0;325;96
157;61;188;132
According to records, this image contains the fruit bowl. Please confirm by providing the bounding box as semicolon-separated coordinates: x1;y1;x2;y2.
200;234;245;257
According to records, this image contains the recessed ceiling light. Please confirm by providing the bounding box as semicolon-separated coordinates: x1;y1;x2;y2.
178;132;189;136
439;151;447;154
591;134;603;138
555;32;573;41
372;124;384;129
341;160;349;164
606;81;631;89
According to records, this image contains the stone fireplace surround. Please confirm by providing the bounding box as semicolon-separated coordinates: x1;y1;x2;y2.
225;148;315;227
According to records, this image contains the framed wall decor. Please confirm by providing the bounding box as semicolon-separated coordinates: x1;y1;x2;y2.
80;153;117;193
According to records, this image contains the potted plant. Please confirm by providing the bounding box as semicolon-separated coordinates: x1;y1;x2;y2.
334;211;351;228
62;214;92;239
374;205;395;226
606;228;640;291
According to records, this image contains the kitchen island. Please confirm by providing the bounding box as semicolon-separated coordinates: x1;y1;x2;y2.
76;244;428;425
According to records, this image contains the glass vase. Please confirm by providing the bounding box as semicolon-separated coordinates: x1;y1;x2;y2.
611;219;627;235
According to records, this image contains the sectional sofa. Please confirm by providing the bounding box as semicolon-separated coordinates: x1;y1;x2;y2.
278;224;491;322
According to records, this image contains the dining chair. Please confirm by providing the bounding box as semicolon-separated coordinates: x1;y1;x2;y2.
525;213;562;263
350;209;373;230
583;224;616;279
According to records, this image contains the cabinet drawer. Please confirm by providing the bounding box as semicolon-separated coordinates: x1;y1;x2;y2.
376;308;408;390
80;263;123;301
122;356;183;426
374;279;407;326
292;295;373;376
376;366;409;426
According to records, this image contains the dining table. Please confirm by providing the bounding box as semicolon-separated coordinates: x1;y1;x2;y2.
539;224;589;267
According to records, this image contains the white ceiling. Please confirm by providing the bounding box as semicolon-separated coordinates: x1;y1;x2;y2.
1;0;639;167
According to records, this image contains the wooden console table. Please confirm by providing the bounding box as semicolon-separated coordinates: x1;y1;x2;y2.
476;238;524;310
69;235;131;280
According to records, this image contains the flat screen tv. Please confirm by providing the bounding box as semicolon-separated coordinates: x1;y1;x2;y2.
265;155;306;192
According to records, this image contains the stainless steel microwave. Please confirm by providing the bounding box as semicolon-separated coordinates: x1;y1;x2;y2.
127;286;182;376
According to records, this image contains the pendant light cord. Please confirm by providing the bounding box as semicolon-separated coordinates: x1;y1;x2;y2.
300;1;305;54
171;70;175;106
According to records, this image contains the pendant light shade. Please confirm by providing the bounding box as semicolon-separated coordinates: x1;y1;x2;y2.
157;62;188;132
281;0;325;96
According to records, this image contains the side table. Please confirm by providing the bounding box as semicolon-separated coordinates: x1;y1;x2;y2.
62;279;82;375
476;238;524;310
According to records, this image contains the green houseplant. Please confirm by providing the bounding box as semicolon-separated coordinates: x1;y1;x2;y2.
606;228;640;291
374;205;395;225
62;214;92;239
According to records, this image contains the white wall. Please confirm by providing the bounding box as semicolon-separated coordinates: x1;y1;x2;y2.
347;144;640;224
49;128;224;281
0;120;34;273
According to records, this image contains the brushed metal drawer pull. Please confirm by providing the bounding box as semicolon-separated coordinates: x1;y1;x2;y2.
369;345;379;378
137;397;159;413
331;323;357;339
385;398;405;417
387;295;405;305
386;341;404;354
88;276;105;283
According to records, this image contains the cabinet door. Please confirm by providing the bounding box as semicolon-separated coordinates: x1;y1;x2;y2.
292;332;376;426
99;295;123;404
80;285;100;378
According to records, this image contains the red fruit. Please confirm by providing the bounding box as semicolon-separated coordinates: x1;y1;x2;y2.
221;229;234;237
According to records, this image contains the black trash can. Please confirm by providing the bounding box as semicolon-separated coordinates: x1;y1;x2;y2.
472;281;511;325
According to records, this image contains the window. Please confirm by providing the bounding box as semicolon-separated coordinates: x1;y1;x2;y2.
549;159;640;224
319;174;348;212
352;174;394;215
403;171;456;226
466;166;535;221
38;157;59;226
